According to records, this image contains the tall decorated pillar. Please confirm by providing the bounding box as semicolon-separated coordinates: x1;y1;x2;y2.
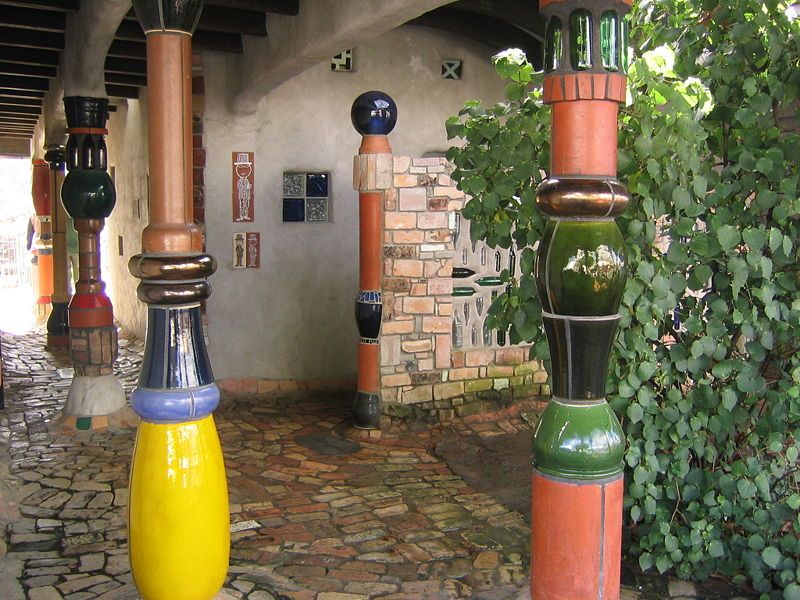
127;1;229;598
45;146;70;348
60;96;126;422
531;1;631;599
31;159;53;320
350;91;397;429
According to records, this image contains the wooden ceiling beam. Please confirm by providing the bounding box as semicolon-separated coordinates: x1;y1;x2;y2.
107;39;146;59
206;0;298;14
0;103;38;114
194;29;243;53
104;56;146;75
0;73;49;91
0;60;56;78
0;87;44;98
0;114;39;124
0;44;59;66
0;1;78;11
0;26;64;49
105;72;146;87
0;6;66;31
105;84;139;99
0;95;42;107
409;8;543;69
451;0;545;39
125;5;267;36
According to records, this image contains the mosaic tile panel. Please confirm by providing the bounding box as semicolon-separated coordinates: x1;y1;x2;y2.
282;172;331;223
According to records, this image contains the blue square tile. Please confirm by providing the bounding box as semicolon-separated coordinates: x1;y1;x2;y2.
306;173;328;197
283;198;305;222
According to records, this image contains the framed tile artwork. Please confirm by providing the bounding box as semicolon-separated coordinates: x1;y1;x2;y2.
283;172;331;223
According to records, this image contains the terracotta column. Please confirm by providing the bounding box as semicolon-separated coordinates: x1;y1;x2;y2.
531;1;631;599
60;96;126;424
350;91;397;429
31;159;53;322
127;1;228;598
45;146;70;348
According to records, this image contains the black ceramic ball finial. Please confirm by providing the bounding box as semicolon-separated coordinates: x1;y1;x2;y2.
351;91;397;136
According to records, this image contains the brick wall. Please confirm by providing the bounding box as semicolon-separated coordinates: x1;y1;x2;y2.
380;156;548;420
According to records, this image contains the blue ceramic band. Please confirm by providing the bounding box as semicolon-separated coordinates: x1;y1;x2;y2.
131;383;220;423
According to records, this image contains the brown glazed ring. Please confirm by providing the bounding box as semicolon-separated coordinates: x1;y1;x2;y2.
536;177;631;218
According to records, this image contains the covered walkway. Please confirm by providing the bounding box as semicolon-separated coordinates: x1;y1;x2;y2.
0;329;750;600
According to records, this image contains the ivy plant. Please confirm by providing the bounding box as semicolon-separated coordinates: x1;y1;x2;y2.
446;2;800;598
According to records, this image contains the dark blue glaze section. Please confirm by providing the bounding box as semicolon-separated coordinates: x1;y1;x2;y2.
132;0;203;33
306;173;328;197
283;198;305;222
350;91;397;136
355;300;382;339
131;383;220;423
139;306;214;390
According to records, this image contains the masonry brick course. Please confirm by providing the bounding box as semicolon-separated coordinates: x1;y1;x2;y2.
379;156;547;415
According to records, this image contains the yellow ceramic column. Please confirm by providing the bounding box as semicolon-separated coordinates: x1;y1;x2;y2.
127;1;229;598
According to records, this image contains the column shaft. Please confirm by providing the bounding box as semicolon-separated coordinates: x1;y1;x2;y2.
531;1;632;598
128;2;228;597
46;147;70;348
351;94;397;430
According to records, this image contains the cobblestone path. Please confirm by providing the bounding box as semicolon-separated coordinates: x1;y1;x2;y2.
0;329;754;600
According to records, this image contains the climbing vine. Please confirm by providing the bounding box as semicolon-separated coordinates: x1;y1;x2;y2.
446;1;800;597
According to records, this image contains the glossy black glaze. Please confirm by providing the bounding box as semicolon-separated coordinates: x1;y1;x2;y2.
351;91;397;136
44;146;65;171
542;315;619;400
355;301;382;340
46;302;69;338
64;97;109;172
354;391;381;429
132;0;203;34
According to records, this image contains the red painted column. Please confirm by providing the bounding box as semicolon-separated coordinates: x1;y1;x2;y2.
31;159;53;320
531;2;632;599
350;91;397;429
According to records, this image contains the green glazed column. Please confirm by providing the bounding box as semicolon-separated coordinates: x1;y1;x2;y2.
531;0;633;598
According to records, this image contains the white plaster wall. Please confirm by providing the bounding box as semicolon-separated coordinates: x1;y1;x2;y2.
204;25;505;380
105;98;149;339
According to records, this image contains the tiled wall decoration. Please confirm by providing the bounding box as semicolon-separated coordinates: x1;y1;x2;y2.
442;59;462;80
452;214;520;349
331;49;354;72
282;172;330;223
232;152;254;222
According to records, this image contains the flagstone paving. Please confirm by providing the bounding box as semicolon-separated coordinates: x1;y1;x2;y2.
0;328;754;600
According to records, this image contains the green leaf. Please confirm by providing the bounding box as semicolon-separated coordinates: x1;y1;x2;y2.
717;225;741;252
708;540;725;558
762;546;782;569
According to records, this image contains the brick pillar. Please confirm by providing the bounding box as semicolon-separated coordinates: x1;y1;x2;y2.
530;1;632;599
45;146;70;348
351;91;397;429
60;96;125;422
127;1;229;597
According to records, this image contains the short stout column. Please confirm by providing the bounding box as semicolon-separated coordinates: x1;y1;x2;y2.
127;1;229;598
45;146;70;348
350;91;397;429
60;96;125;421
531;1;632;599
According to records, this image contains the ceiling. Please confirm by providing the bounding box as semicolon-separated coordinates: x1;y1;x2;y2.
0;0;543;150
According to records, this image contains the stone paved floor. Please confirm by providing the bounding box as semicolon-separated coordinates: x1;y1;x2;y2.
0;328;754;600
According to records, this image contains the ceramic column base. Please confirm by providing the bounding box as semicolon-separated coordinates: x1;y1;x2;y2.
64;374;126;416
353;391;380;429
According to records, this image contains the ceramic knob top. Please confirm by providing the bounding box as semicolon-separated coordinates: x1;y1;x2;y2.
351;91;397;136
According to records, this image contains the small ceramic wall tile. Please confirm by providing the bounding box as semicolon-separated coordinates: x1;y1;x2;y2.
442;59;463;80
283;173;305;197
331;49;354;72
282;198;305;222
306;197;328;222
